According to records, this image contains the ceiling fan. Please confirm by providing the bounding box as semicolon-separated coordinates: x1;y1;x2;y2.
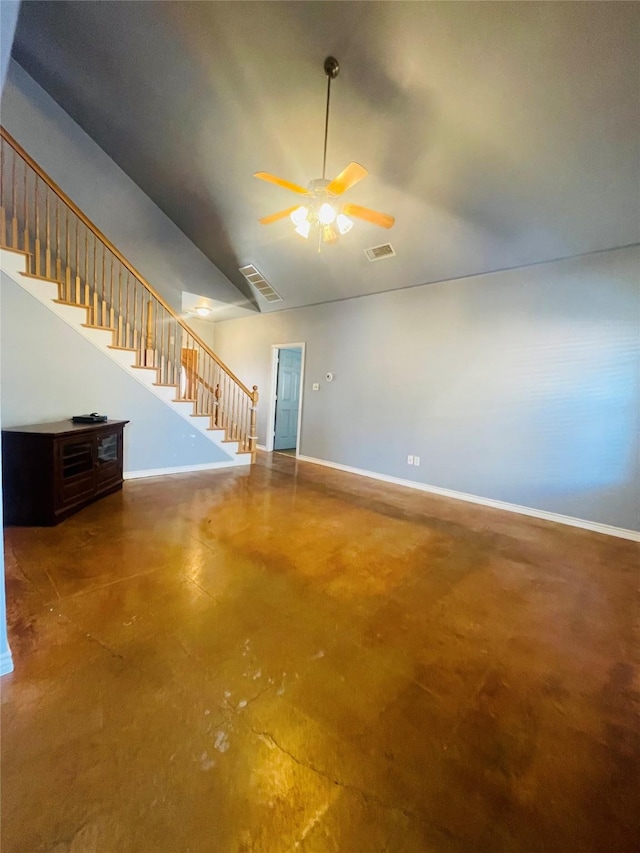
254;56;395;246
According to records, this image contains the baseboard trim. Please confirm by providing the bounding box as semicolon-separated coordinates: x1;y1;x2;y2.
124;460;243;480
257;444;268;451
296;454;640;541
0;649;14;677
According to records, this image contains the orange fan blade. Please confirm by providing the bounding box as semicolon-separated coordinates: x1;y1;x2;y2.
254;172;309;195
326;162;368;196
343;203;395;229
259;206;300;225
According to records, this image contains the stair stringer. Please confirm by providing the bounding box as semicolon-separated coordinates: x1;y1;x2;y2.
0;248;249;467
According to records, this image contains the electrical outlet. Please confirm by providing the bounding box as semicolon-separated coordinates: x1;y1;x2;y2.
407;455;414;465
312;383;320;391
414;456;420;466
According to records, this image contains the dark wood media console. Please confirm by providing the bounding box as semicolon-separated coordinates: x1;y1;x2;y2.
2;419;129;526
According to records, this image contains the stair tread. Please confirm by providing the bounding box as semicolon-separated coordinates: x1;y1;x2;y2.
131;365;158;371
82;324;117;331
21;271;63;283
0;245;32;257
108;345;137;351
54;299;89;308
152;383;178;387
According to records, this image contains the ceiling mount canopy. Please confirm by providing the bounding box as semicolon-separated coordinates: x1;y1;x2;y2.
254;56;395;248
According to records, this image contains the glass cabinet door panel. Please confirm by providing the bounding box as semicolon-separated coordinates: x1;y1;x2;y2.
97;434;118;463
61;441;93;478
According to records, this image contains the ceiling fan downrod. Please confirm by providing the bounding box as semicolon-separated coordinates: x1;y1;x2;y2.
322;56;339;181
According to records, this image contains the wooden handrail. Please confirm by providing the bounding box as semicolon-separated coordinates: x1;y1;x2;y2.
0;126;253;399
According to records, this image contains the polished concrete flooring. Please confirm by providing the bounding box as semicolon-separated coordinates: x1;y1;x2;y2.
2;453;639;852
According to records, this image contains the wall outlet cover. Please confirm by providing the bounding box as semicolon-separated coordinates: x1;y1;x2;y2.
312;383;320;391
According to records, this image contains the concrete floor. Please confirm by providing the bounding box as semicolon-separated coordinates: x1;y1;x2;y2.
2;453;639;852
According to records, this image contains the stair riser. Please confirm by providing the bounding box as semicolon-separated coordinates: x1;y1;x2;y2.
107;348;139;369
151;385;178;403
17;275;60;303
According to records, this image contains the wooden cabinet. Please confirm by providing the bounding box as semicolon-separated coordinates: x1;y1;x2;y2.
2;420;129;526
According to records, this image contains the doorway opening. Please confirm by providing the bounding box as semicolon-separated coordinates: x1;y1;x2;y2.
266;343;305;456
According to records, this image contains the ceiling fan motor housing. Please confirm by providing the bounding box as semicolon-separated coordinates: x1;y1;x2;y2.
307;178;332;194
300;179;341;228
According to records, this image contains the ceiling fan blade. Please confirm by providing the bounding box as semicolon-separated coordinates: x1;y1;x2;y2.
343;203;395;229
254;172;309;195
326;162;368;196
258;206;300;225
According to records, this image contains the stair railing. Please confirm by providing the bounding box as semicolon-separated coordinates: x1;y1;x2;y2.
0;127;258;460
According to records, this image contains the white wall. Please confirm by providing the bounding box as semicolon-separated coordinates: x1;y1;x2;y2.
1;59;246;313
215;245;640;533
1;273;231;472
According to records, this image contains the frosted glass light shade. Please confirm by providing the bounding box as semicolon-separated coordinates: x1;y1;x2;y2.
290;206;310;226
336;213;353;235
318;202;337;225
294;220;311;239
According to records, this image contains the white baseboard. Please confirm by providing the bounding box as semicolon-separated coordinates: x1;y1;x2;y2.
124;460;245;480
0;649;14;677
296;454;640;542
257;444;268;451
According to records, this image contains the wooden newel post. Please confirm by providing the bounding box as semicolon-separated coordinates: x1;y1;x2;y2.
250;385;259;463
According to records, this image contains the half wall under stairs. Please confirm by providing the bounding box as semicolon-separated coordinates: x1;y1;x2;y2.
0;248;250;470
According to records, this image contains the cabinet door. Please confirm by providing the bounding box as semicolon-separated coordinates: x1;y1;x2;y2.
56;435;95;508
95;428;123;492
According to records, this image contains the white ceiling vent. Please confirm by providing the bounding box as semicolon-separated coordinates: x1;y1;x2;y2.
238;264;282;303
364;243;396;262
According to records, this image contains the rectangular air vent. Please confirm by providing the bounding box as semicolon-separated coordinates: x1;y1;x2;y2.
364;243;396;262
238;264;282;303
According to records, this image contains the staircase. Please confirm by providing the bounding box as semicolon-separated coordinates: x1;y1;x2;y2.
0;127;258;465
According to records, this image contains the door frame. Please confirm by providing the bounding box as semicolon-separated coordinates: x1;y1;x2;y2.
265;342;306;455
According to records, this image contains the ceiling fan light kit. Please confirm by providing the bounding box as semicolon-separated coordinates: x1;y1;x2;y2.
255;56;395;247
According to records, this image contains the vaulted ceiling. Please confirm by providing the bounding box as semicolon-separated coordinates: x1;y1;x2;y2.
11;1;640;312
